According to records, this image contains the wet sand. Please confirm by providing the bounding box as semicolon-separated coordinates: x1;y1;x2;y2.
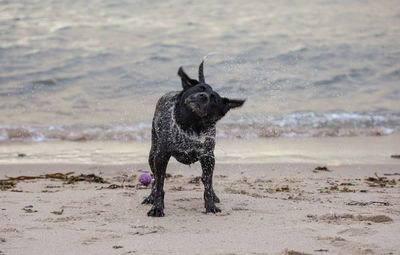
1;134;400;165
1;161;400;255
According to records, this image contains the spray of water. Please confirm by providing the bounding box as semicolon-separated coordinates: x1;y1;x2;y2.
202;52;223;62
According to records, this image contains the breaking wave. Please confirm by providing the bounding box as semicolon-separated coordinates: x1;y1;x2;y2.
1;111;399;143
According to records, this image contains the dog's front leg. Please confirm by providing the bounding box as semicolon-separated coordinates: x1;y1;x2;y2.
200;154;221;213
147;153;170;217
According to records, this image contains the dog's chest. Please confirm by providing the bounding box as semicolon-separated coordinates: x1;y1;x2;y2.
169;126;212;153
171;130;215;165
168;108;215;153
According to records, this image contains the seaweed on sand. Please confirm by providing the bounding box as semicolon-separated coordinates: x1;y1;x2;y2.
313;166;331;173
0;172;107;186
65;174;106;184
364;173;397;187
3;172;75;181
188;176;201;184
0;181;15;191
51;209;64;215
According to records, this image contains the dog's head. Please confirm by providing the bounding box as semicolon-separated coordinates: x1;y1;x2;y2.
177;61;245;123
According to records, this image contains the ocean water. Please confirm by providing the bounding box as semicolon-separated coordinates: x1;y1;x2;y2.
1;0;400;143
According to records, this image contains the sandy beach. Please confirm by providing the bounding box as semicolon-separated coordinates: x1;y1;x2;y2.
2;0;400;254
1;149;400;254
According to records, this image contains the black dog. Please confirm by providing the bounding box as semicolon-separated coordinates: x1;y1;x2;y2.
142;61;245;217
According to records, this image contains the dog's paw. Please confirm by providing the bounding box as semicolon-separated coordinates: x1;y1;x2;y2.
205;204;221;214
212;194;220;203
147;206;165;217
142;196;155;204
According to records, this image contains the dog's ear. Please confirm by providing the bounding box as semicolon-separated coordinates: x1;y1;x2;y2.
198;60;205;83
223;98;245;110
178;67;199;90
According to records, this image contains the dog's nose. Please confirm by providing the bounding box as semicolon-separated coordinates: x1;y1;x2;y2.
197;92;209;102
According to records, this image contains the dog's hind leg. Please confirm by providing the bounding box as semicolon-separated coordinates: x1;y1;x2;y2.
200;155;221;213
212;190;220;203
147;153;170;217
142;150;156;204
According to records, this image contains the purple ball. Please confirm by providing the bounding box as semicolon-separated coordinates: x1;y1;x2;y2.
139;173;152;186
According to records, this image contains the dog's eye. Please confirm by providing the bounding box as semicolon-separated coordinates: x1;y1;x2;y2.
199;86;206;91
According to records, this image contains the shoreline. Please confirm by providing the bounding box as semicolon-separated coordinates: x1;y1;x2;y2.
1;134;400;165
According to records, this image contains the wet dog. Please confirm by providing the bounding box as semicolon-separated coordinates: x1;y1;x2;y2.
142;61;245;217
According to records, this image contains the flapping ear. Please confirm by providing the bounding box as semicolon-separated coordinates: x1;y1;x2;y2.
178;67;199;90
223;98;245;110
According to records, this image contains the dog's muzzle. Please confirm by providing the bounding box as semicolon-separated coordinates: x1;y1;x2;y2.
184;92;209;104
184;92;209;117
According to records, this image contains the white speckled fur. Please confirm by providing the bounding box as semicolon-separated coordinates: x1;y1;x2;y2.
152;91;215;159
